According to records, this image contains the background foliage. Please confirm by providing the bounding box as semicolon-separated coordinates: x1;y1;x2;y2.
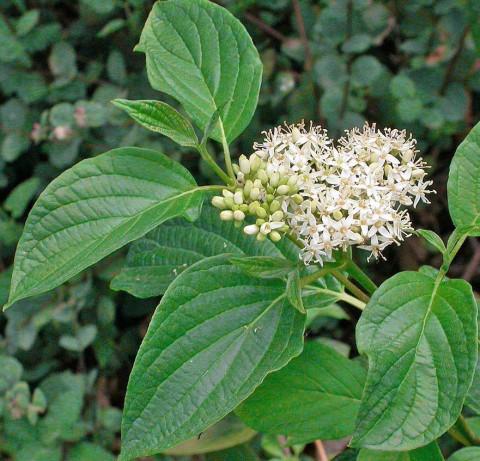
0;0;479;459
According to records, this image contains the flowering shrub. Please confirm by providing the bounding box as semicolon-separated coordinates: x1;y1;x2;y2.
2;1;480;461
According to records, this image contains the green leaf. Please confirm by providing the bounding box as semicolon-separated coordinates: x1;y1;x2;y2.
448;447;480;461
5;147;204;309
0;14;30;66
137;0;262;142
111;205;301;298
230;256;298;279
351;272;478;451
358;441;444;460
286;268;305;314
465;356;480;415
205;443;260;461
113;99;198;147
66;442;116;461
59;324;97;352
48;41;77;87
448;121;480;236
15;9;40;37
4;177;40;219
120;254;305;460
236;342;366;443
417;229;446;253
166;413;256;456
0;356;23;393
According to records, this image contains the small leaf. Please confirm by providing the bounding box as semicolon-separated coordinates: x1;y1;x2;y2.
230;256;298;279
120;254;304;460
0;356;23;393
416;229;446;253
286;268;305;313
15;9;40;36
358;441;444;460
236;342;366;443
4;177;40;219
448;447;480;461
137;0;262;142
351;272;478;451
165;414;256;456
5;147;204;309
447;121;480;236
67;442;116;461
113;99;198;147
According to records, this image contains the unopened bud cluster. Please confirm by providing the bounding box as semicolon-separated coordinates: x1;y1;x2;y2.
213;122;433;265
212;152;302;242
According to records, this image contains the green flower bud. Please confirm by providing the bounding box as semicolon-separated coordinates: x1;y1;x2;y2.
250;155;262;173
276;184;290;195
253;179;263;189
250;187;261;201
257;169;268;185
269;200;281;213
234;210;245;221
234;220;243;228
271;210;284;222
243;224;259;235
239;204;249;212
256;207;267;219
234;191;244;205
293;194;304;204
233;164;240;174
333;210;343;220
244;179;253;198
211;196;227;209
266;194;275;203
220;210;234;221
256;218;265;226
256;232;267;242
270;172;280;187
224;197;235;208
287;175;298;187
239;155;250;174
269;231;282;242
223;189;234;198
249;201;260;214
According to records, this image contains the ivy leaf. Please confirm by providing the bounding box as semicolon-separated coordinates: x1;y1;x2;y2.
112;99;198;147
358;441;444;460
137;0;262;143
351;272;478;451
5;147;204;309
120;254;305;460
230;256;298;280
236;342;366;443
447;120;480;236
111;205;302;298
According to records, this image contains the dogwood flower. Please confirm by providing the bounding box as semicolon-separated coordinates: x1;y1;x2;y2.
212;122;433;264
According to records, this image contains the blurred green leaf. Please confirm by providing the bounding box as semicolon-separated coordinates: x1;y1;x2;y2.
4;177;40;219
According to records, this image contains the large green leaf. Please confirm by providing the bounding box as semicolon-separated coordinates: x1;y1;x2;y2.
5;147;204;309
137;0;262;142
358;442;444;460
119;254;305;460
447;121;480;236
112;99;198;147
111;205;302;298
351;272;478;451
236;342;366;443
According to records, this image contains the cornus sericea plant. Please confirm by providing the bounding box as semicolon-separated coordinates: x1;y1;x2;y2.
3;0;480;460
212;123;433;264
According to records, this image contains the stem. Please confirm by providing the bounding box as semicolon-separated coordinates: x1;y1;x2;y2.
455;414;480;446
304;285;366;311
197;184;232;192
339;0;354;121
345;259;378;295
278;435;292;457
197;143;233;185
219;124;235;179
314;440;328;461
331;270;370;304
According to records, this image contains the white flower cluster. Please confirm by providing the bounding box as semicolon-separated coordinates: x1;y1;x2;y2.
213;122;433;265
